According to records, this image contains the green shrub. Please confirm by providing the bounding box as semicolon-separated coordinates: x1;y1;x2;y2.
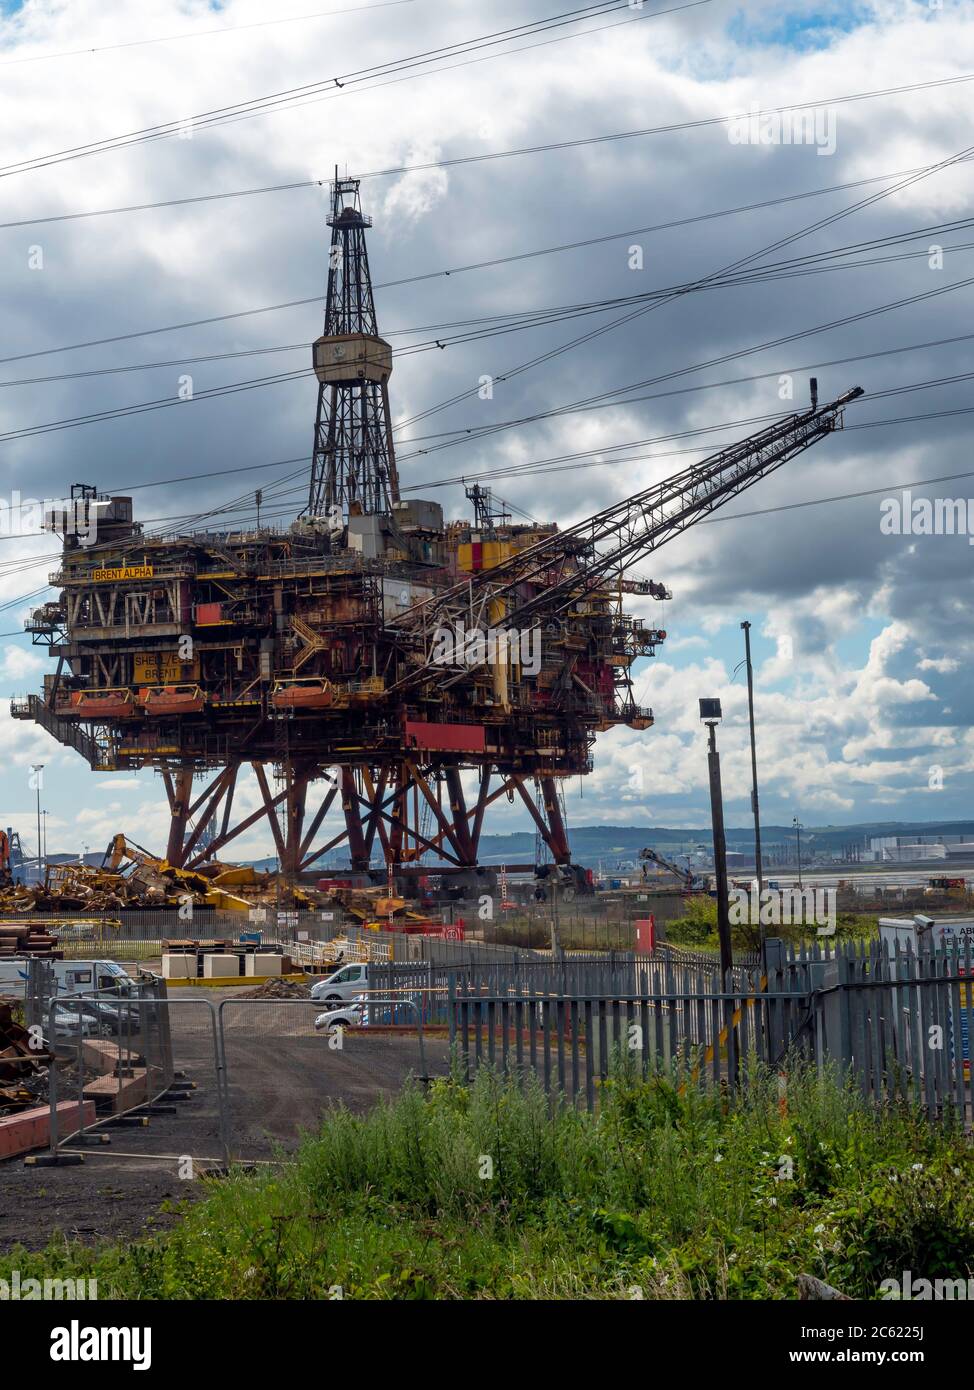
2;1057;970;1299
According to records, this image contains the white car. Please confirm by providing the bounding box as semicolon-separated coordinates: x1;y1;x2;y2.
314;998;368;1032
310;962;369;1003
50;1004;97;1040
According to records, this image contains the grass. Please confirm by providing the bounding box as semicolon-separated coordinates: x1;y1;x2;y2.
489;915;637;951
2;1057;973;1300
666;894;880;952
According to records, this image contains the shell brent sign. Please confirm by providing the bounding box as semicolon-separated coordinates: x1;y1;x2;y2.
90;565;154;583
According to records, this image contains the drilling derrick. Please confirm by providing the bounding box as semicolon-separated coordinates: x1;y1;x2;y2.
308;175;399;519
11;174;864;893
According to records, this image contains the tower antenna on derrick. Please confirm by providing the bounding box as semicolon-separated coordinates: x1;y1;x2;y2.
306;172;399;519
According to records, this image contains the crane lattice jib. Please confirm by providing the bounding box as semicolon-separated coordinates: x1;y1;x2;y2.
395;386;863;640
387;386;863;692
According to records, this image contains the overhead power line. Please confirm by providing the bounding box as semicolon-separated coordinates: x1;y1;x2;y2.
71;136;974;538
0;321;958;506
3;217;972;394
0;0;420;67
2;74;972;230
0;2;684;180
391;137;974;436
4;234;974;443
7;157;970;371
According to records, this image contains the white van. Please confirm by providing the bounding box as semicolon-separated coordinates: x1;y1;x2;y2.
0;958;136;1001
310;962;369;1003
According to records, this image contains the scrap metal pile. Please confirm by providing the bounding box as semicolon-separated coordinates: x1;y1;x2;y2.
0;835;330;915
0;1000;52;1115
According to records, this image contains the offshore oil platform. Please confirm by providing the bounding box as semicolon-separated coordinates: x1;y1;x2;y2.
12;176;863;892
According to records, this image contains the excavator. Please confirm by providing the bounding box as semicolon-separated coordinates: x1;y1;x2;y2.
639;847;708;892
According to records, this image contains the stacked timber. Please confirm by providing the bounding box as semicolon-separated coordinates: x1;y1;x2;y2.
162;938;231;953
0;922;61;958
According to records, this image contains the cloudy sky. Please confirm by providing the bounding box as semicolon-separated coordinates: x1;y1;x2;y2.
0;0;972;862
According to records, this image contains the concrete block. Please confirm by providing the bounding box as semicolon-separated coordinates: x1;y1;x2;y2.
203;953;239;979
163;953;195;979
245;953;282;977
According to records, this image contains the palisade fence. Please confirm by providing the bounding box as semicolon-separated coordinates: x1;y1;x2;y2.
446;938;974;1120
368;945;761;1027
16;939;974;1172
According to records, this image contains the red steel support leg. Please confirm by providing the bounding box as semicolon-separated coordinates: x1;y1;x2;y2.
254;762;287;865
165;765;194;867
540;776;572;865
513;775;572;867
443;767;477;866
181;767;235;866
342;768;369;871
281;765;311;879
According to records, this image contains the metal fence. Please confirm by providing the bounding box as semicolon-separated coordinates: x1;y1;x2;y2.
367;950;760;1028
213;996;438;1161
7;909;565;966
17;957;227;1168
14;938;974;1176
448;959;809;1107
821;936;974;1118
448;938;974;1119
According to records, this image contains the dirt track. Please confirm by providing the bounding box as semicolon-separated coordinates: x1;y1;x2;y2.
0;987;450;1254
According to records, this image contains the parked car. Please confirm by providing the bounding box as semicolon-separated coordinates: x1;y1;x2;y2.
310;962;369;1003
0;958;137;1002
50;1003;97;1040
314;998;368;1032
71;999;140;1035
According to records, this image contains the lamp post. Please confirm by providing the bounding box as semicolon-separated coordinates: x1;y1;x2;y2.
700;699;732;981
793;817;803;890
740;621;763;897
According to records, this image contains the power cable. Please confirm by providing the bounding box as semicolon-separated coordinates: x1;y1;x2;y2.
0;0;421;67
3;80;972;231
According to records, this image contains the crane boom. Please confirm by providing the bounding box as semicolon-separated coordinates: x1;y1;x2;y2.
390;383;863;689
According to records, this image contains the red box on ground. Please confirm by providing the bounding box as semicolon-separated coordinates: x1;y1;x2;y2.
634;916;656;953
0;1100;97;1160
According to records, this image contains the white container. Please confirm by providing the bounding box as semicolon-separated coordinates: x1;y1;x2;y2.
162;954;194;980
245;953;283;977
203;954;239;979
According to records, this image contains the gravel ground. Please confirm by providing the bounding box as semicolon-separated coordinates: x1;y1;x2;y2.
0;983;449;1253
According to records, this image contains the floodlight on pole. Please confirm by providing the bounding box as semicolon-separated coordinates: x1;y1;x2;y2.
699;700;732;981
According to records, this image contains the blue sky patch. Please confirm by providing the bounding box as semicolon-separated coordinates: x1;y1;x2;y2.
728;3;876;52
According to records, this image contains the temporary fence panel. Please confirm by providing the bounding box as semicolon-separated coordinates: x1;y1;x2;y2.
215;997;445;1163
17;971;229;1170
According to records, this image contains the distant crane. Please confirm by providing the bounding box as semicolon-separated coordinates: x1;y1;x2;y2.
639;846;708;892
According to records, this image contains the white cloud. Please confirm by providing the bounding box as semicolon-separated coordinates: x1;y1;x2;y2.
2;0;973;851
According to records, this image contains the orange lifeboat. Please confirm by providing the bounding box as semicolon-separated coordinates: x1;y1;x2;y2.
271;677;333;711
63;688;138;719
137;684;206;715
